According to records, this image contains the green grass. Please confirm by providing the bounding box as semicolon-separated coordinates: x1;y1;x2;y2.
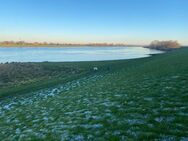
0;48;188;140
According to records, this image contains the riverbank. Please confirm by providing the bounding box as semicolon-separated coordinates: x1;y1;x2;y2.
0;48;187;99
0;48;188;140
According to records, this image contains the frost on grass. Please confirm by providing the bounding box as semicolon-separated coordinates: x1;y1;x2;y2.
0;72;188;140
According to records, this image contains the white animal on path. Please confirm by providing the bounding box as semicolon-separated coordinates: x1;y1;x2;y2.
93;67;98;71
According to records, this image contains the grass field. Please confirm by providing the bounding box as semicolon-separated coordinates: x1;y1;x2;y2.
0;48;188;140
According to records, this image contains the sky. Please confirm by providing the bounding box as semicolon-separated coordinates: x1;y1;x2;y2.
0;0;187;45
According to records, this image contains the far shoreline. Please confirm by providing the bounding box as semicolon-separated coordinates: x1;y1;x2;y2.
0;41;146;47
0;45;143;48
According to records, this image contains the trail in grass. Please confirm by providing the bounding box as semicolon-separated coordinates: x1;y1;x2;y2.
0;74;104;112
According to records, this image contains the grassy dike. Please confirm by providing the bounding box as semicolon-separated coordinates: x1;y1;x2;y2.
0;60;126;99
0;48;188;140
0;50;159;99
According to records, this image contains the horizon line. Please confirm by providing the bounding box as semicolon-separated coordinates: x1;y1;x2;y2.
1;40;187;46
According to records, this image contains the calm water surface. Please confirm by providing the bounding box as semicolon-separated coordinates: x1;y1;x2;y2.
0;46;163;63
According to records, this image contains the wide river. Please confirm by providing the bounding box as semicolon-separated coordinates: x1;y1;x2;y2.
0;46;163;63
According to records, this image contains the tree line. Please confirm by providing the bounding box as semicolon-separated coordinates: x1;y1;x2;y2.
148;40;181;51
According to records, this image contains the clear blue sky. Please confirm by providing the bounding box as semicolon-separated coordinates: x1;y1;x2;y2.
0;0;187;45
